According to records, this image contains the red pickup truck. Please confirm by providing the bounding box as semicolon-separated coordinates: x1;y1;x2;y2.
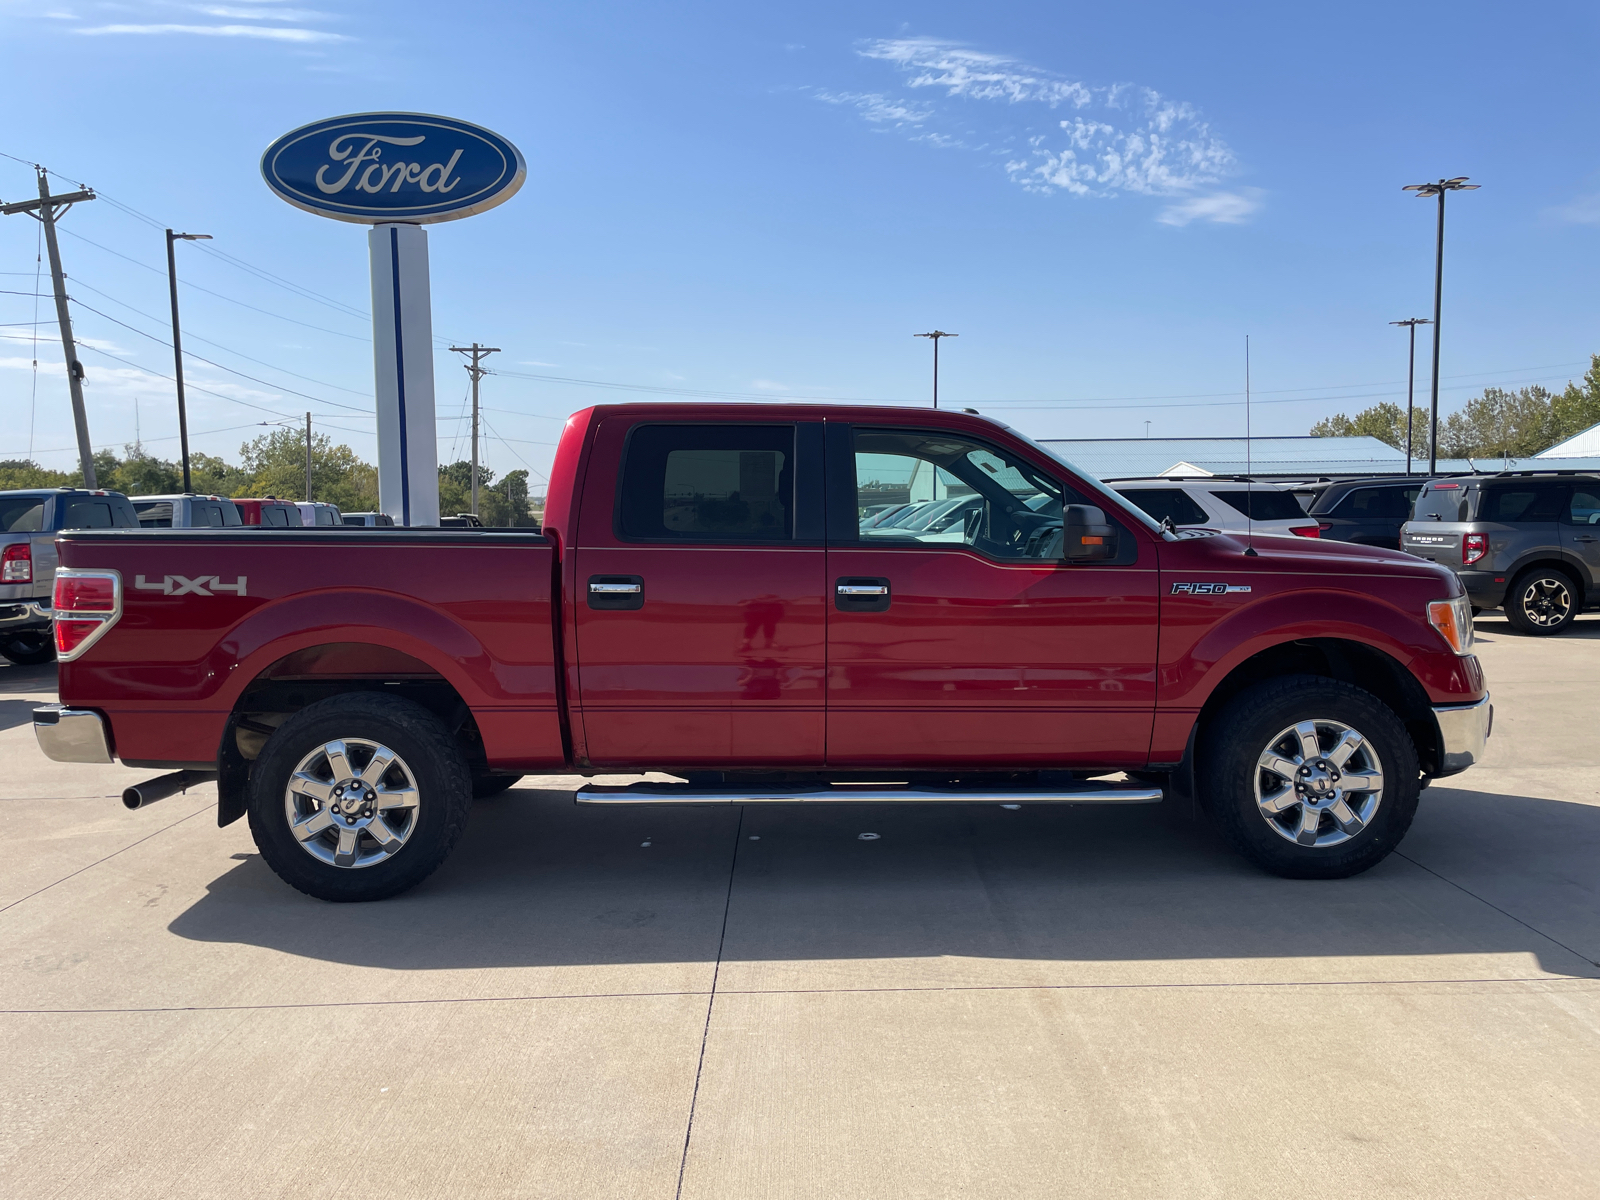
33;404;1490;901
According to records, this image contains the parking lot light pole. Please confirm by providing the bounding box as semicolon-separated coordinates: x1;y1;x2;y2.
1401;178;1479;474
1390;318;1432;475
915;331;957;409
165;230;212;492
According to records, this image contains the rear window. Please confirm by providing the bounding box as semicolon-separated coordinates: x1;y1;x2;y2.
1480;485;1566;524
619;424;793;541
59;499;116;529
134;501;174;528
1330;485;1421;520
1116;487;1211;527
1413;485;1469;522
1212;490;1307;521
0;497;45;532
259;504;304;528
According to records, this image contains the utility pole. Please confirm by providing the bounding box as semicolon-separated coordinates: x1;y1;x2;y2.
305;412;313;502
1390;318;1432;475
914;331;957;409
1402;177;1480;474
2;169;98;486
449;343;499;515
165;229;211;491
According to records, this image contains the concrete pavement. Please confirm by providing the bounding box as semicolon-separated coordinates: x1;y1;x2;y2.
1;617;1597;1198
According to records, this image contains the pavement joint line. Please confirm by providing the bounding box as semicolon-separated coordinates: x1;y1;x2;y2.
0;801;213;916
3;976;1594;1018
1396;850;1600;967
675;805;744;1200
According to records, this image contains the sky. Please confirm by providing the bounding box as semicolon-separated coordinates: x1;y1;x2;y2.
2;0;1598;492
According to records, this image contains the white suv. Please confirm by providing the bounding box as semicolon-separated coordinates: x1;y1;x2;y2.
1109;478;1322;539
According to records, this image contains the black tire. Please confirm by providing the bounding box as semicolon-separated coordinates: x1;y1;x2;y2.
0;631;55;666
1199;675;1420;880
472;773;524;799
247;693;471;902
1503;568;1579;636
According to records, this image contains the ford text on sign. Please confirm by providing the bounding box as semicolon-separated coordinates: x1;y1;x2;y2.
261;113;525;224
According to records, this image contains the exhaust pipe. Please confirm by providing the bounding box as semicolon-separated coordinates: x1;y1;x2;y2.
122;770;217;810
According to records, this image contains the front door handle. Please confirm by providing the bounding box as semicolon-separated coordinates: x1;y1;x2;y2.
836;577;890;612
588;575;644;611
1575;535;1597;543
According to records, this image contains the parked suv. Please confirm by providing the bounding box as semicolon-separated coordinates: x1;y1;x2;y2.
1111;478;1321;539
130;494;242;528
0;488;138;665
1401;473;1600;635
1302;478;1426;551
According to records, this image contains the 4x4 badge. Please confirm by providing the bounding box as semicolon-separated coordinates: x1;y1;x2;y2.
1170;582;1251;595
134;574;248;597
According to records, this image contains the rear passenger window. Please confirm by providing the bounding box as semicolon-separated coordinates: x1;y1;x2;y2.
0;499;44;531
1565;489;1600;526
1116;488;1210;527
1332;486;1413;519
1481;485;1566;523
619;425;793;541
1213;490;1307;521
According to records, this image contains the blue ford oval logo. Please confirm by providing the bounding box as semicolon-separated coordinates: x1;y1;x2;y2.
261;112;525;224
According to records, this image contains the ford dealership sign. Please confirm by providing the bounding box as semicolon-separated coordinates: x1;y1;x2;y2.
261;113;525;224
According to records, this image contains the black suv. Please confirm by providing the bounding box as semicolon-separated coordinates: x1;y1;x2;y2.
1299;477;1427;551
1400;472;1600;635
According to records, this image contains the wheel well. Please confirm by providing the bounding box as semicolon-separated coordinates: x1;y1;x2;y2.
1195;638;1442;776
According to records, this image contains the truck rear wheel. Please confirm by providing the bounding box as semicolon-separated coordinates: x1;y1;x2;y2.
1504;568;1578;636
0;631;55;666
1199;675;1420;879
247;693;471;902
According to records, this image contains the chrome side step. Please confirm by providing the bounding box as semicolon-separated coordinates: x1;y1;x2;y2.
575;783;1163;806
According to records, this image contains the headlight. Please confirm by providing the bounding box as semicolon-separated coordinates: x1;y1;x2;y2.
1427;595;1475;655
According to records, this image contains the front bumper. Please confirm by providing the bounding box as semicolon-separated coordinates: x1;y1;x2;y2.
33;704;113;764
1432;694;1492;776
0;600;51;632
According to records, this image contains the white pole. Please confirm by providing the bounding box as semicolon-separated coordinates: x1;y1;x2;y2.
368;222;440;526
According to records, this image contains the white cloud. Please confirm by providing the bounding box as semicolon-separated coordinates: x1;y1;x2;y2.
823;36;1246;221
74;22;345;42
191;6;330;20
1155;189;1264;227
1548;193;1600;225
751;379;789;391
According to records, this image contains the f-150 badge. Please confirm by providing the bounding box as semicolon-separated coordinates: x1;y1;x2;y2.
134;575;248;597
1170;582;1251;595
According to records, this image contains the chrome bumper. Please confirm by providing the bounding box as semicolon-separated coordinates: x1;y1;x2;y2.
33;704;113;765
0;600;51;628
1432;694;1492;776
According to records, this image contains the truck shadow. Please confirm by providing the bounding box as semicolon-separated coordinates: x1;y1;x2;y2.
168;783;1600;978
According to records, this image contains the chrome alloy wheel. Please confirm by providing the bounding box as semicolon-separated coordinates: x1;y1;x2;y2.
1253;719;1384;848
283;738;421;869
1519;577;1573;627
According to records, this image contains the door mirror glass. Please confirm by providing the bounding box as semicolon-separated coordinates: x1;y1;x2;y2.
1062;505;1116;561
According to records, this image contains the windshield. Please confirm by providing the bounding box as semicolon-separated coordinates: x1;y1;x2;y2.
1019;435;1165;533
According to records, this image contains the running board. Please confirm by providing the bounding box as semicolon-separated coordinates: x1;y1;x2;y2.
575;783;1163;806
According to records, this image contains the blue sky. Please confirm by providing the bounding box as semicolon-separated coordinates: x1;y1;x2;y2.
2;0;1598;490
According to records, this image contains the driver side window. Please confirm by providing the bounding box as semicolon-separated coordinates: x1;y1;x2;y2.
851;428;1075;560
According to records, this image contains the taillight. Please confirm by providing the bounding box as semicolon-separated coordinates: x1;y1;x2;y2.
1289;525;1320;538
1;542;31;583
52;569;122;661
1463;533;1487;565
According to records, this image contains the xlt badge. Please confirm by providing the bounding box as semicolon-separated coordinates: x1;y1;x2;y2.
1170;582;1251;595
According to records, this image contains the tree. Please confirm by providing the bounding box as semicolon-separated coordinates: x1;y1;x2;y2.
1310;402;1432;458
1437;387;1558;462
437;460;537;526
0;459;72;490
1551;354;1600;447
237;427;378;511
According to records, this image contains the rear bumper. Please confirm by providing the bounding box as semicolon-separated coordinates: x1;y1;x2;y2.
1431;694;1492;777
33;704;113;765
1457;570;1506;609
0;600;51;632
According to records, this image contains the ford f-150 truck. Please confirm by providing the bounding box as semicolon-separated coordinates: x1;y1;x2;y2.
32;405;1491;901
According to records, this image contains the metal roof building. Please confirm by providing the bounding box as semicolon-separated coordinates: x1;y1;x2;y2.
1039;435;1600;483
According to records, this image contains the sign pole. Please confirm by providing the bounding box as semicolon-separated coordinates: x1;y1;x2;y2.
369;223;440;526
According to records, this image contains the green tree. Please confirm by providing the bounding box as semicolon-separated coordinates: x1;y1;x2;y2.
1437;387;1558;461
1310;402;1432;457
105;446;182;496
437;460;537;526
0;459;73;490
1551;354;1600;447
237;427;379;511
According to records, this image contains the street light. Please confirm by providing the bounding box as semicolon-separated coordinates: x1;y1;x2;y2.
1401;177;1479;474
1389;317;1432;475
914;330;957;409
165;229;212;492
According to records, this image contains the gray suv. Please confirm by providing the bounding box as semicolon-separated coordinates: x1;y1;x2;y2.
1400;473;1600;635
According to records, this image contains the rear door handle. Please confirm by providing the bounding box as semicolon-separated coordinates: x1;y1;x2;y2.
588;575;644;611
836;577;891;612
1575;536;1597;543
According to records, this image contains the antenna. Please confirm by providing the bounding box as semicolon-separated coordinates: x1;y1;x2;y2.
1244;335;1257;556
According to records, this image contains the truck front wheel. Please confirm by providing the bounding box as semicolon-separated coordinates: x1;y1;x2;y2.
1199;676;1420;879
247;693;472;902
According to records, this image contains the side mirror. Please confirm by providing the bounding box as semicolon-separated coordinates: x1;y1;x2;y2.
1062;504;1117;561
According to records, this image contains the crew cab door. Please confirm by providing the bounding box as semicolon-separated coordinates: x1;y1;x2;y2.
572;418;827;768
823;423;1158;768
